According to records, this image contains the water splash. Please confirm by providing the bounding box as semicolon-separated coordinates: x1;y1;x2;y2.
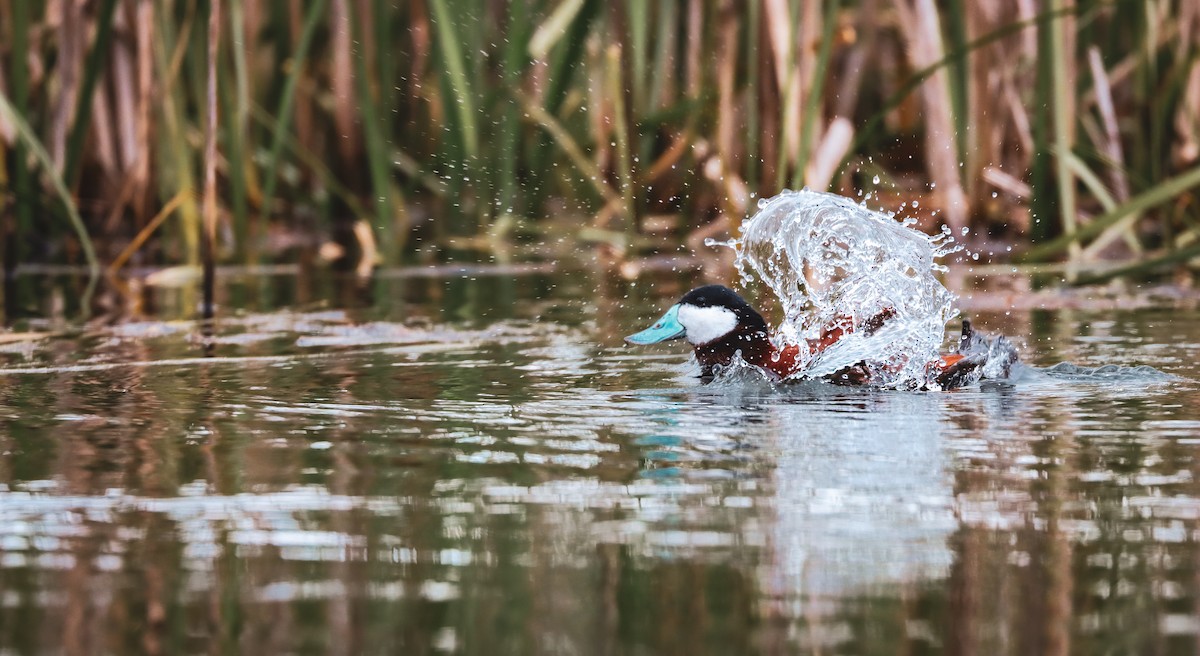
711;189;961;387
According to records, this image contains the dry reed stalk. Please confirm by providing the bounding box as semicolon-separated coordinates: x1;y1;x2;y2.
1050;0;1078;264
100;0;155;235
684;0;704;98
894;0;968;231
352;219;377;279
757;30;781;194
642;132;694;185
331;0;359;166
89;85;118;183
833;0;877;119
1081;48;1143;260
964;0;999;204
797;0;838;189
408;0;431;121
49;0;82;169
1002;69;1034;166
714;0;738;188
110;2;138;173
289;0;316;161
0;66;12;142
982;167;1032;199
1086;47;1130;202
804;117;853;191
1178;62;1200;164
795;0;821;180
765;0;801;173
203;0;220;319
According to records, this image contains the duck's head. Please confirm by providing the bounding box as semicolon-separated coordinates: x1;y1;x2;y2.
625;285;773;374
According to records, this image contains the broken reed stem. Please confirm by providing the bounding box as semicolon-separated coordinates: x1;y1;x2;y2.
108;190;190;274
203;0;220;319
517;92;621;206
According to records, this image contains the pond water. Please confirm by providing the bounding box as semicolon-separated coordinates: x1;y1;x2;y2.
0;265;1199;655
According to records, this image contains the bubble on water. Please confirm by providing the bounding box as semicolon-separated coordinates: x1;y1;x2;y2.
716;189;959;388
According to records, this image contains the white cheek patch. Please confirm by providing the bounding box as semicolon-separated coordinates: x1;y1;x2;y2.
677;304;738;345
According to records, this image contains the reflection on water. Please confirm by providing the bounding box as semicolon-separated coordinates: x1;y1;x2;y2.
0;271;1199;654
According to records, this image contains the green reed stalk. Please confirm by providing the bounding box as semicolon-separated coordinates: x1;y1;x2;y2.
0;92;99;309
1149;48;1197;251
260;0;327;219
154;2;200;266
628;1;657;169
629;2;649;114
9;0;33;266
249;106;367;218
793;0;840;189
943;0;969;173
351;2;396;258
775;0;802;190
648;0;676;117
1020;163;1200;261
528;0;602;214
497;0;531;224
225;0;250;260
218;108;248;260
63;0;118;189
1073;238;1200;285
517;94;620;206
1063;150;1143;257
608;46;636;237
428;0;478;161
374;0;398;137
1030;6;1056;244
628;1;651;168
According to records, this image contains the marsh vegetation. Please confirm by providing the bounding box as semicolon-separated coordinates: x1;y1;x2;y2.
0;0;1198;293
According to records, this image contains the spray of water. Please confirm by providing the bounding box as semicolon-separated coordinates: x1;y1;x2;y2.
710;189;963;388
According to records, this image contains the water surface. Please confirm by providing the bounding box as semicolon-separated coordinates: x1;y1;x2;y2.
0;268;1198;655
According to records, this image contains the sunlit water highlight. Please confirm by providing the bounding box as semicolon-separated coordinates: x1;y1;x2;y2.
0;274;1197;654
